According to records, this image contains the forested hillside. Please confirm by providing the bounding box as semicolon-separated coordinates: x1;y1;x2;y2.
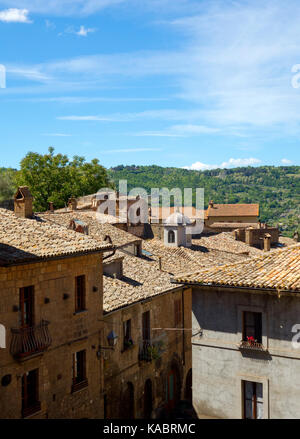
1;162;299;237
109;165;300;236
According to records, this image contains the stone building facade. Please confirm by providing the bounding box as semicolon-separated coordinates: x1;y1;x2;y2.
174;245;300;419
0;201;112;419
102;287;192;419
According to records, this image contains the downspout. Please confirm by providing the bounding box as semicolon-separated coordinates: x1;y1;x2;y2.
182;288;185;366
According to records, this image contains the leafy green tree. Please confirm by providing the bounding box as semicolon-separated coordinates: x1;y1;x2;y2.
16;147;112;212
0;168;16;202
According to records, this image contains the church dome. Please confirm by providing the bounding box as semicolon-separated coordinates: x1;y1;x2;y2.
164;211;192;226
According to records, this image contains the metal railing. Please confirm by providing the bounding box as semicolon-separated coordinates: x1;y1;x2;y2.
239;340;266;351
10;320;51;359
138;334;167;362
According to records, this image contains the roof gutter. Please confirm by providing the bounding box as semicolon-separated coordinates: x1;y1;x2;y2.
170;278;300;296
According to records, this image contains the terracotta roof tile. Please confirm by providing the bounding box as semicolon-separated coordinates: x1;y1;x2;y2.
174;245;300;292
38;211;141;249
0;208;112;265
206;203;259;218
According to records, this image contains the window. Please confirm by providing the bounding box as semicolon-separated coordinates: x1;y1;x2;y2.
142;311;150;342
243;311;262;343
75;275;86;313
72;350;87;392
243;381;263;419
168;230;175;243
20;286;34;327
22;369;40;418
174;299;182;327
123;319;133;350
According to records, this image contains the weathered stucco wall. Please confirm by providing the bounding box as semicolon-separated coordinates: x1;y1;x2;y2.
192;287;300;419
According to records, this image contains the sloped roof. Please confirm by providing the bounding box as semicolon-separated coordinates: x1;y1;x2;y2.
38;211;141;249
0;208;112;266
206;203;259;218
143;237;250;276
150;206;206;222
103;252;178;313
174;245;300;292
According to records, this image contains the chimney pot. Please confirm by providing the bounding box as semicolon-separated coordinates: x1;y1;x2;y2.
14;186;33;219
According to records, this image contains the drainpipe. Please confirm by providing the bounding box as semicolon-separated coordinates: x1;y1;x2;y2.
181;289;185;366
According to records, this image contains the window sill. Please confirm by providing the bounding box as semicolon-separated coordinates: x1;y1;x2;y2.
239;341;267;352
73;309;88;316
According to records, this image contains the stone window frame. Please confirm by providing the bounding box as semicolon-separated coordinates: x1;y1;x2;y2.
236;374;269;419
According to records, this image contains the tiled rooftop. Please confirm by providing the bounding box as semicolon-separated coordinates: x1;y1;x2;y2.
38;211;141;249
0;208;112;265
174;244;300;292
142;237;250;276
206;203;259;218
103;252;176;312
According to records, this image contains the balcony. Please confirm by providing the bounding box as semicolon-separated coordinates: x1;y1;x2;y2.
138;334;166;362
239;340;267;352
10;320;51;360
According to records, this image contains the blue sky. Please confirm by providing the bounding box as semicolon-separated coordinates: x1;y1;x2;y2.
0;0;300;170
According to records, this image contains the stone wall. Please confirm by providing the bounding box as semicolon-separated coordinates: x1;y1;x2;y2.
103;287;192;418
0;254;105;419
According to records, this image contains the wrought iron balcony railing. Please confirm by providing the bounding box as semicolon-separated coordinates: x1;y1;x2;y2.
10;320;51;360
138;334;166;362
239;340;266;351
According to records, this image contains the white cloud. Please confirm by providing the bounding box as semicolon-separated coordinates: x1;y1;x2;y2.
183;157;262;171
76;25;96;36
65;25;97;37
281;158;293;165
0;8;31;22
0;1;126;16
132;124;220;137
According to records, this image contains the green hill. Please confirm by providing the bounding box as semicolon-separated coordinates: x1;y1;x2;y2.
109;165;300;237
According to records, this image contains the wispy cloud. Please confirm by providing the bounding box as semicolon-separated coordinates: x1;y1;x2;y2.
0;8;32;22
183;157;262;171
45;19;55;29
41;133;72;137
101;147;162;153
65;25;97;37
0;0;126;16
57;110;209;122
132;124;220;137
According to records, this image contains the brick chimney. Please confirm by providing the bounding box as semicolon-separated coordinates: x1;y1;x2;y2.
49;201;54;213
68;196;77;211
263;233;271;252
209;200;214;207
14;186;33;219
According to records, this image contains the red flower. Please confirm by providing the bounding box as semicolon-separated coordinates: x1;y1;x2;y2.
247;336;255;344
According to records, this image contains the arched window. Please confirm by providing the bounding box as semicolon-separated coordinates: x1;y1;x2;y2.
168;230;175;243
